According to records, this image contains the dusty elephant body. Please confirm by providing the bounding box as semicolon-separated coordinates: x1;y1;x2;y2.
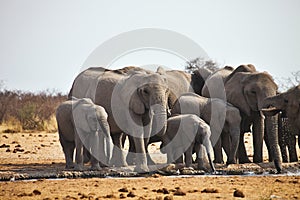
263;84;300;162
201;65;282;173
56;98;111;170
159;114;215;172
69;66;169;172
171;93;241;164
278;112;298;162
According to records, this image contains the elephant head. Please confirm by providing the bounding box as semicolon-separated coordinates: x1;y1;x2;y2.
263;85;300;131
225;72;278;116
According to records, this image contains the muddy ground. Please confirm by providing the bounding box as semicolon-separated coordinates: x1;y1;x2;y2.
0;131;300;200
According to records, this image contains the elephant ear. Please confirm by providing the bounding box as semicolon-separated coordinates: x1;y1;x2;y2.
118;74;146;115
129;88;145;115
156;66;166;75
72;102;93;133
225;72;251;116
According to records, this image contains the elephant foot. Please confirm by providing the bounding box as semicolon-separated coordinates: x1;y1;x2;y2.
74;164;84;171
65;163;75;169
110;158;128;167
274;159;282;174
90;163;101;171
253;157;263;163
226;159;237;165
111;148;128;167
147;154;156;166
238;158;251;164
134;164;149;173
213;159;224;164
126;153;135;165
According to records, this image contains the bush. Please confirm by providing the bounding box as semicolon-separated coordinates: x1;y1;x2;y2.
0;89;67;132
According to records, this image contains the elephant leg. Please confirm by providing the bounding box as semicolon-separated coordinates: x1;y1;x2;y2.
195;144;204;170
288;134;298;162
90;154;101;170
83;148;91;163
213;138;224;164
132;137;149;173
144;137;156;166
60;137;75;169
126;135;136;165
175;155;184;164
228;128;240;164
221;132;232;164
74;134;84;171
238;133;251;163
265;115;282;173
184;145;194;168
110;132;127;167
278;130;288;163
252;112;264;163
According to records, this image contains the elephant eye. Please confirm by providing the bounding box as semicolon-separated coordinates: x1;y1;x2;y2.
143;88;149;95
284;99;288;103
251;90;256;94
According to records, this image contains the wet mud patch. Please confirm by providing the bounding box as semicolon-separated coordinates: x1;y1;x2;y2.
0;162;299;181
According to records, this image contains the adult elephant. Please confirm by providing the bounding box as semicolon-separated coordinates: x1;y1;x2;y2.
69;66;169;172
201;65;282;173
263;84;300;161
224;69;282;173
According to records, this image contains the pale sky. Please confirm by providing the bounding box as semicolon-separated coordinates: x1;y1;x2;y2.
0;0;299;93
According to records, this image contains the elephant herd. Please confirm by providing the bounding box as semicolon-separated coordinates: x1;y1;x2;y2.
55;64;300;174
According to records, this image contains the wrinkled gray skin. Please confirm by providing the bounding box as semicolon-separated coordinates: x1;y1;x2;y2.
201;65;282;173
224;67;281;173
69;67;169;172
201;66;234;98
263;84;300;162
171;93;241;164
56;98;111;170
159;114;215;172
126;67;193;165
277;112;298;162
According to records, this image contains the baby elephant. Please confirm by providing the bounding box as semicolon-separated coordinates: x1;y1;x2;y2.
160;114;215;172
56;98;111;170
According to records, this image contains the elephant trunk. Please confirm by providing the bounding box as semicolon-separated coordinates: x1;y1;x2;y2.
203;136;216;172
149;104;168;138
265;115;282;173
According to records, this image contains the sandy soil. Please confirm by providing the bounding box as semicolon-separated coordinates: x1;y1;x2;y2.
0;131;300;200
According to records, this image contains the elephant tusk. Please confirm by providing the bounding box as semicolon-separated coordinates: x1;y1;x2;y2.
259;111;266;120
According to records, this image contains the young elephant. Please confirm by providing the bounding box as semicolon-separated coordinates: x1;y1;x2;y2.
171;93;241;164
159;114;215;172
56;98;111;170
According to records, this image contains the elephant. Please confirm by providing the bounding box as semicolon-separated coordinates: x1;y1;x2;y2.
221;67;282;173
125;67;196;165
171;93;241;165
159;114;215;172
201;66;234;98
262;84;300;161
277;111;298;162
69;66;169;172
200;64;282;172
56;98;111;170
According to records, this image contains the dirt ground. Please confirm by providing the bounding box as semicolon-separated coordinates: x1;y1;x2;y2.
0;130;300;200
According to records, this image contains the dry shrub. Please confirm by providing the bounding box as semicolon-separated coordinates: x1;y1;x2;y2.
0;89;67;132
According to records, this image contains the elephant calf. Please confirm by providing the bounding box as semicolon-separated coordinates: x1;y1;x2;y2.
159;114;215;172
56;98;111;170
171;93;241;164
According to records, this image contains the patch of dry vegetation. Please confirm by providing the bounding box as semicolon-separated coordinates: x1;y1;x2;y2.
0;89;67;132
